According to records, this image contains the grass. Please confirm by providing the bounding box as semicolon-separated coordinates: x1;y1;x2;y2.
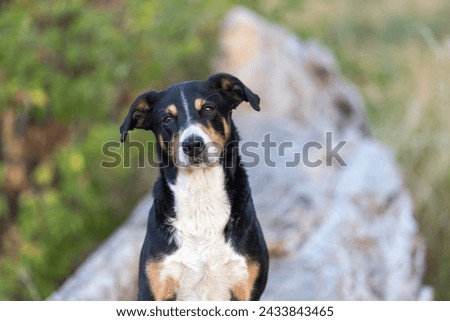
259;0;450;299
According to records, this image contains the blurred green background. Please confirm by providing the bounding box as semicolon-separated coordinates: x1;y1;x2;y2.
0;0;449;300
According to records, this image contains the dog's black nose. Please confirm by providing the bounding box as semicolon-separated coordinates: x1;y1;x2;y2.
181;135;204;157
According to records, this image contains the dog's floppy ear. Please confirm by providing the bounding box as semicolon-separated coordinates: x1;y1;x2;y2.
120;91;157;143
207;73;260;111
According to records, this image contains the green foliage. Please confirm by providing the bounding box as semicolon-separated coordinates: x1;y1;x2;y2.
0;0;125;122
0;0;132;299
1;124;154;299
0;0;259;300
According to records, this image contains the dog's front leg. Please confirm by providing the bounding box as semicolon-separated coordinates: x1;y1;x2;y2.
146;261;179;301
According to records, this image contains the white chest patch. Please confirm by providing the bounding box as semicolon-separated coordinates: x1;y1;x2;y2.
166;166;248;300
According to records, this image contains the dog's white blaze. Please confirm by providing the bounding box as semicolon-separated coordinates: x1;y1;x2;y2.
179;124;212;145
165;166;248;300
180;90;191;122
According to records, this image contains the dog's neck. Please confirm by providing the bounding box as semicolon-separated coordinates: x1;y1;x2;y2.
165;165;251;300
154;124;246;229
169;166;231;241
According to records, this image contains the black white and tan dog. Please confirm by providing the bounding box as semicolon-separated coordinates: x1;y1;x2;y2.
120;73;268;300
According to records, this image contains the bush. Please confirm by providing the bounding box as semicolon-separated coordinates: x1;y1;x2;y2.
0;0;259;300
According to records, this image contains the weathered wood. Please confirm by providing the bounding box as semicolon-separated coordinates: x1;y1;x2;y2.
218;7;431;300
49;7;432;301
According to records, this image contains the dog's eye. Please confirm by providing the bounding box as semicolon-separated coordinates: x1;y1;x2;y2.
163;115;173;124
202;105;215;114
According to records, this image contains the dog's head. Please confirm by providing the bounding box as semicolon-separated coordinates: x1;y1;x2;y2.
120;73;260;168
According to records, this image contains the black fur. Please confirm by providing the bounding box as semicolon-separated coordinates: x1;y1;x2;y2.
120;73;268;300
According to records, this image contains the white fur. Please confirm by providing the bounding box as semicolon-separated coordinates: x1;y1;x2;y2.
180;90;191;122
179;124;212;149
177;125;220;167
165;166;248;300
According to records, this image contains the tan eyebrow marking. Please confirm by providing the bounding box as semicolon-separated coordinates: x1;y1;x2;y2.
194;98;205;112
166;104;178;116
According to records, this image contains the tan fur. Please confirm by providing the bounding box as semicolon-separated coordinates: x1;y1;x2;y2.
220;77;232;90
136;100;150;112
146;261;178;300
166;104;178;116
199;122;227;149
157;133;167;152
169;133;180;160
133;99;152;128
221;117;230;141
134;111;145;127
231;262;260;300
194;98;205;112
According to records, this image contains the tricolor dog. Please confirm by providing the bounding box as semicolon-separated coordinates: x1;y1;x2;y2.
120;73;268;300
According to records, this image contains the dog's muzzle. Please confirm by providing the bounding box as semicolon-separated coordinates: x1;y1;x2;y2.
181;135;205;159
177;134;220;168
177;126;221;168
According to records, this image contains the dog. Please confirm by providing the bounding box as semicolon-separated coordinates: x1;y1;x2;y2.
120;73;268;300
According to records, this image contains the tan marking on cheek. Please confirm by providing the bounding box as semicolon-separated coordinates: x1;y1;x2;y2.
166;104;178;116
146;261;178;301
194;98;205;112
169;133;180;161
199;123;226;150
221;117;230;141
157;134;167;151
231;262;260;301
